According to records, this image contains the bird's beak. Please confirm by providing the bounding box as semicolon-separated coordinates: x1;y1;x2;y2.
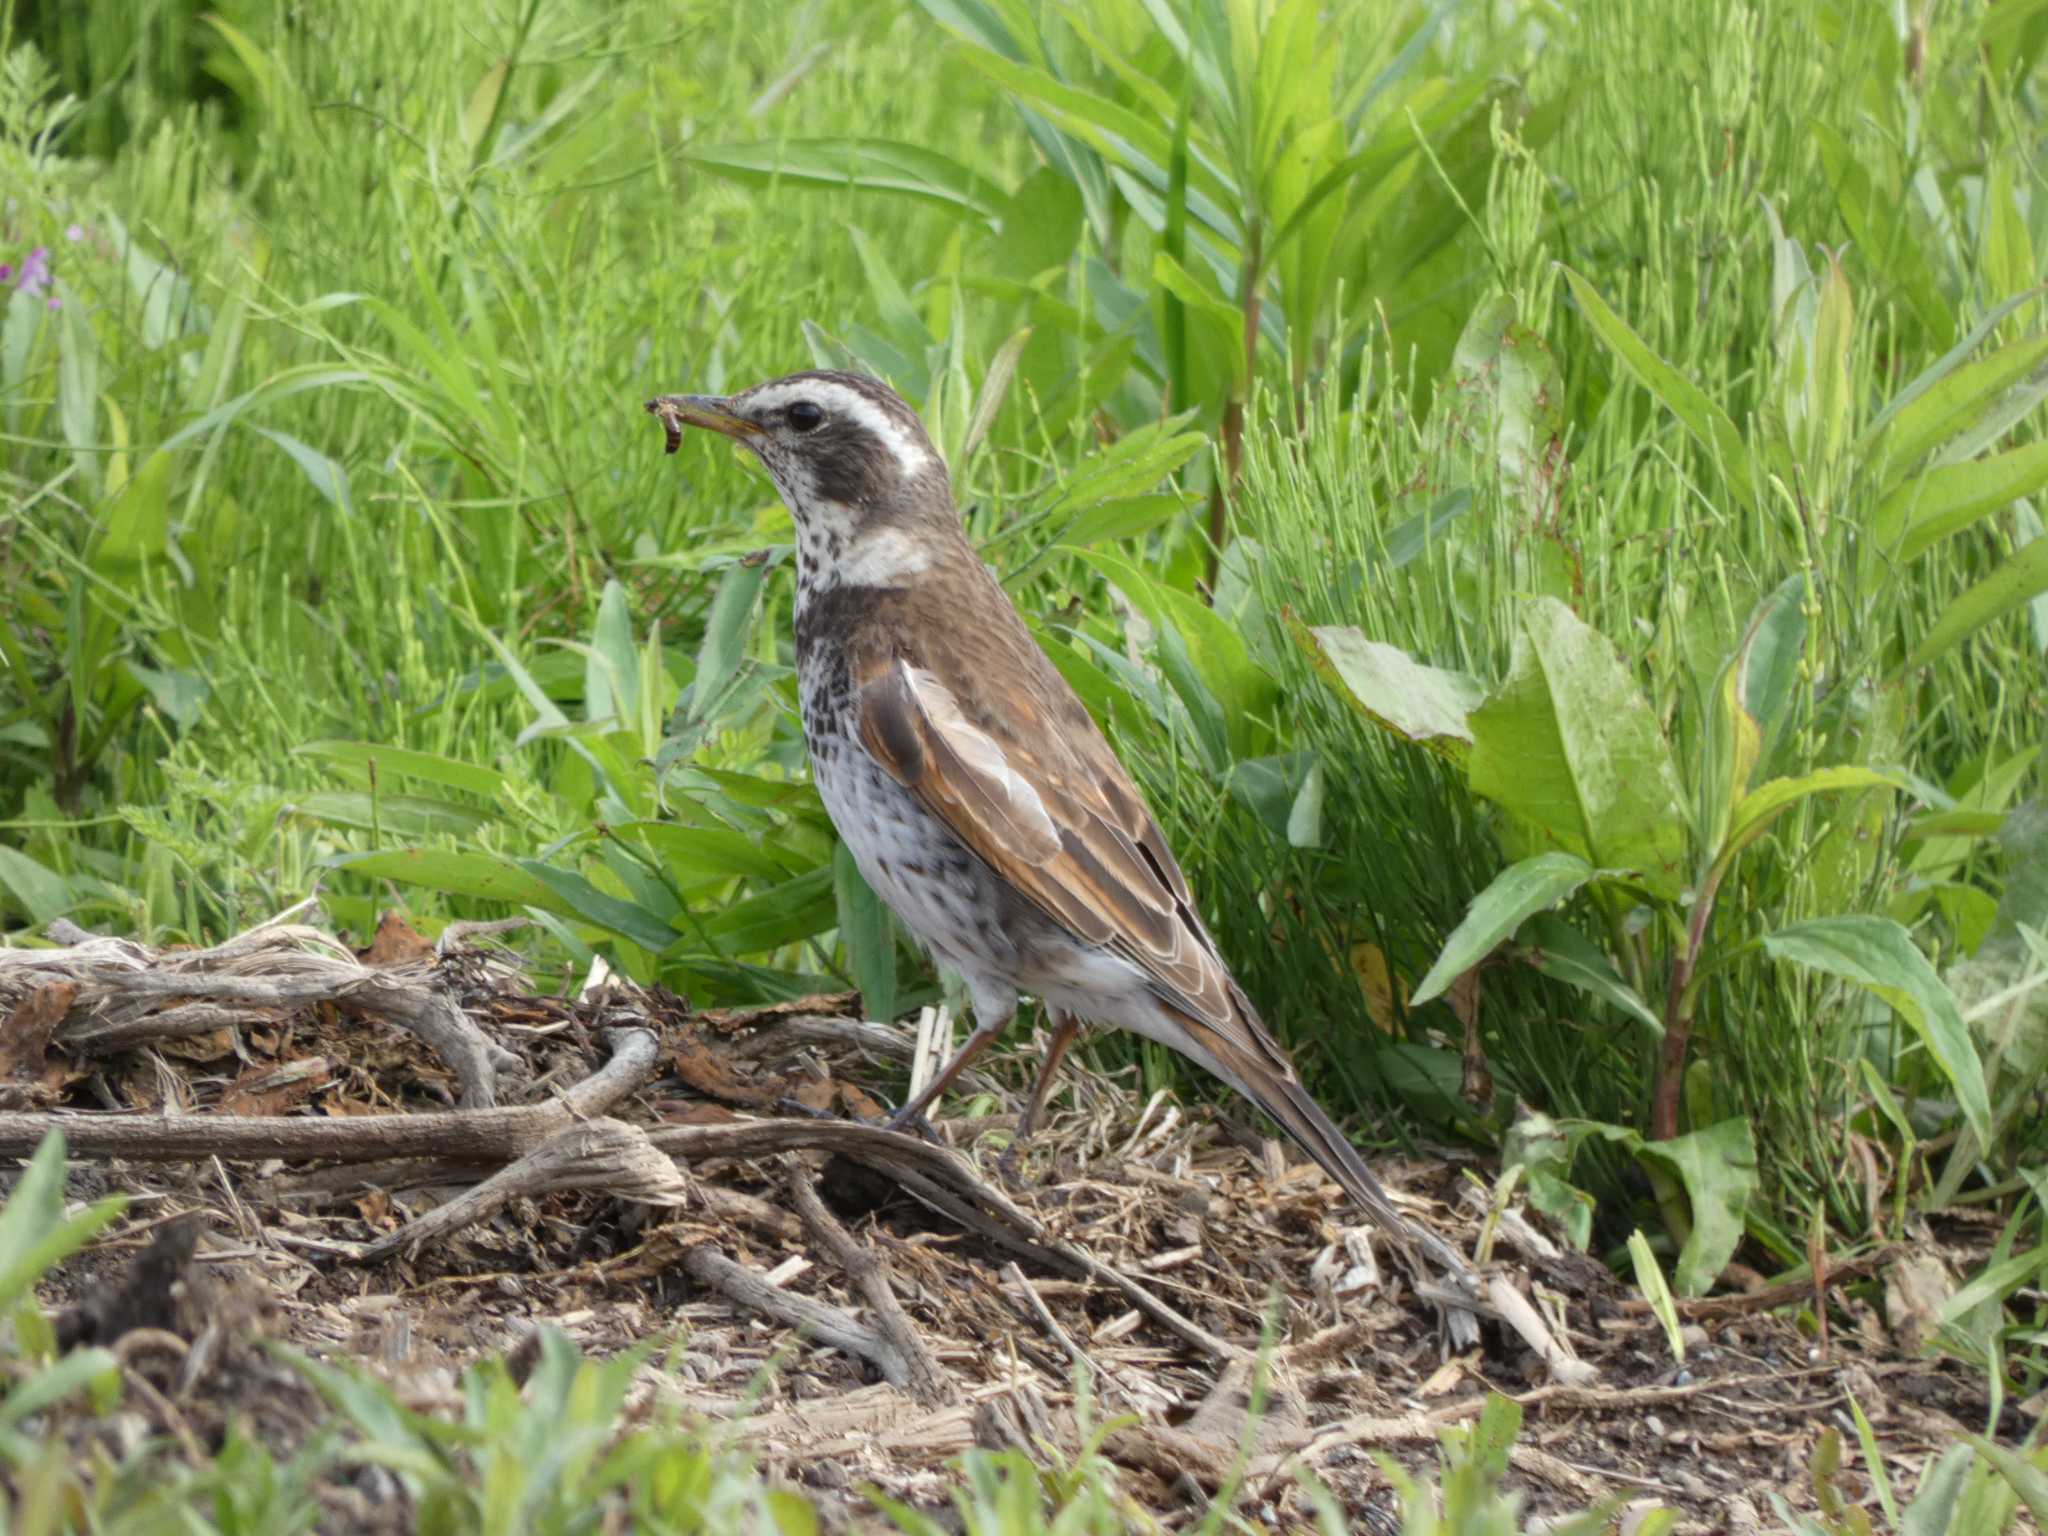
646;394;762;454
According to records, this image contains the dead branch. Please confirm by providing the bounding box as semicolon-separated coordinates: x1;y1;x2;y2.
1001;1261;1115;1393
0;1027;657;1162
356;1118;691;1264
676;1242;916;1391
729;1014;1006;1099
1613;1244;1906;1320
647;1119;1245;1361
4;923;517;1107
784;1158;953;1406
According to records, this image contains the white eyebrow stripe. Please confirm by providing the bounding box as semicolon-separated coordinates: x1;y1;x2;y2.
744;378;938;478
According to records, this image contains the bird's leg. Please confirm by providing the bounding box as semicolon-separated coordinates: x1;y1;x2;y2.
883;1004;1012;1134
996;1010;1079;1182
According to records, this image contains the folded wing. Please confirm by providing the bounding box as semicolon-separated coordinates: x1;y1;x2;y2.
856;653;1290;1078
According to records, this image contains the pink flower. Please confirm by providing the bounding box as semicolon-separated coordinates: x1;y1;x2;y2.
12;247;51;296
65;224;85;243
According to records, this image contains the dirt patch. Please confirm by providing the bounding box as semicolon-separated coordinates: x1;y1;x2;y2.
1;917;2032;1532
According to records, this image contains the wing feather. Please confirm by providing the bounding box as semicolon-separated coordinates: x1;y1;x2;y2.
856;651;1263;1061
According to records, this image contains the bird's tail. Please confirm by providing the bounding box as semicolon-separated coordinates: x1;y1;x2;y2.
1162;1004;1476;1288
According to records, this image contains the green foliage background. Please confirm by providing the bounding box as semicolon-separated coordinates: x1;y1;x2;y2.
3;0;2046;1366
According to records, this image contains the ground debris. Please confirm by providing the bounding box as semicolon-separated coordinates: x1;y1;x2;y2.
1;913;2025;1529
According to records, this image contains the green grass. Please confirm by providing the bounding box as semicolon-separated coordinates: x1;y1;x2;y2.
4;0;2048;1450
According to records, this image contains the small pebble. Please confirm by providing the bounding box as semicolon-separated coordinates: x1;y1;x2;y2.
1645;1413;1667;1438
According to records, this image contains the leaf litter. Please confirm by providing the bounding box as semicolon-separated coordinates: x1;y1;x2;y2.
0;912;2033;1532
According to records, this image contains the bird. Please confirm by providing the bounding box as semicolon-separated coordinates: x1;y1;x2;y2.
647;370;1479;1316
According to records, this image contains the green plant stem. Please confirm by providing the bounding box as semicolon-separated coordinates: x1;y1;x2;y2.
1208;220;1263;585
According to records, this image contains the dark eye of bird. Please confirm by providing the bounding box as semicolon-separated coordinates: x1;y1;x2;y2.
786;400;824;432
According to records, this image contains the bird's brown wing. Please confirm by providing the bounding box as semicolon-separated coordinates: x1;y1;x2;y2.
857;635;1484;1298
855;649;1293;1080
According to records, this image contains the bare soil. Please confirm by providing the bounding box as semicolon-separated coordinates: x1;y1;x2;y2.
1;917;2034;1533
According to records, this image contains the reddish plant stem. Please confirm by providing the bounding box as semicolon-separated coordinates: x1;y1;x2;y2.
1652;862;1729;1142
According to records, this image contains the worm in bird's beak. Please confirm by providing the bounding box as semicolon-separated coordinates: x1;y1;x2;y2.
646;394;763;454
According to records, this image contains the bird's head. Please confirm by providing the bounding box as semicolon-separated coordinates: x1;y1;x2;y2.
649;370;955;592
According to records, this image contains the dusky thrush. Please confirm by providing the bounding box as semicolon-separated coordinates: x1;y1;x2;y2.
649;371;1479;1315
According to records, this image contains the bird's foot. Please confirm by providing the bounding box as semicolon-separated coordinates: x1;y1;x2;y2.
992;1140;1032;1190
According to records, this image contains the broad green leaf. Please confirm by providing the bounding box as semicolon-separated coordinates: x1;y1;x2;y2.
1869;328;2048;487
1067;546;1273;751
1699;652;1763;860
1223;754;1304;836
290;792;491;839
125;661;207;729
1383;489;1472;569
1762;915;1992;1147
612;820;796;881
1040;493;1192;551
834;843;898;1024
462;56;510;150
583;580;640;727
702;866;837;955
1807;248;1855;469
1467;598;1690;899
1412;852;1604;1005
296;741;508;800
995;166;1085;283
1041;414;1206;509
1903;531;2048;673
953;44;1242;238
327;848;560;909
1627;1118;1758;1295
1908;745;2039;881
0;846;74;924
476;628;574;746
517;861;679;953
685;139;1007;221
963;326;1031;457
1148;601;1230;771
1285;757;1324;848
1739;575;1808;773
1560;267;1758;510
1296;621;1484;761
687;560;767;727
92;449;174;568
1517;1114;1754;1293
1520;914;1664;1037
249;426;353;516
1813;122;1951;348
57;294;99;487
1871;439;2048;560
1718;766;1902;867
1450;294;1565;521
